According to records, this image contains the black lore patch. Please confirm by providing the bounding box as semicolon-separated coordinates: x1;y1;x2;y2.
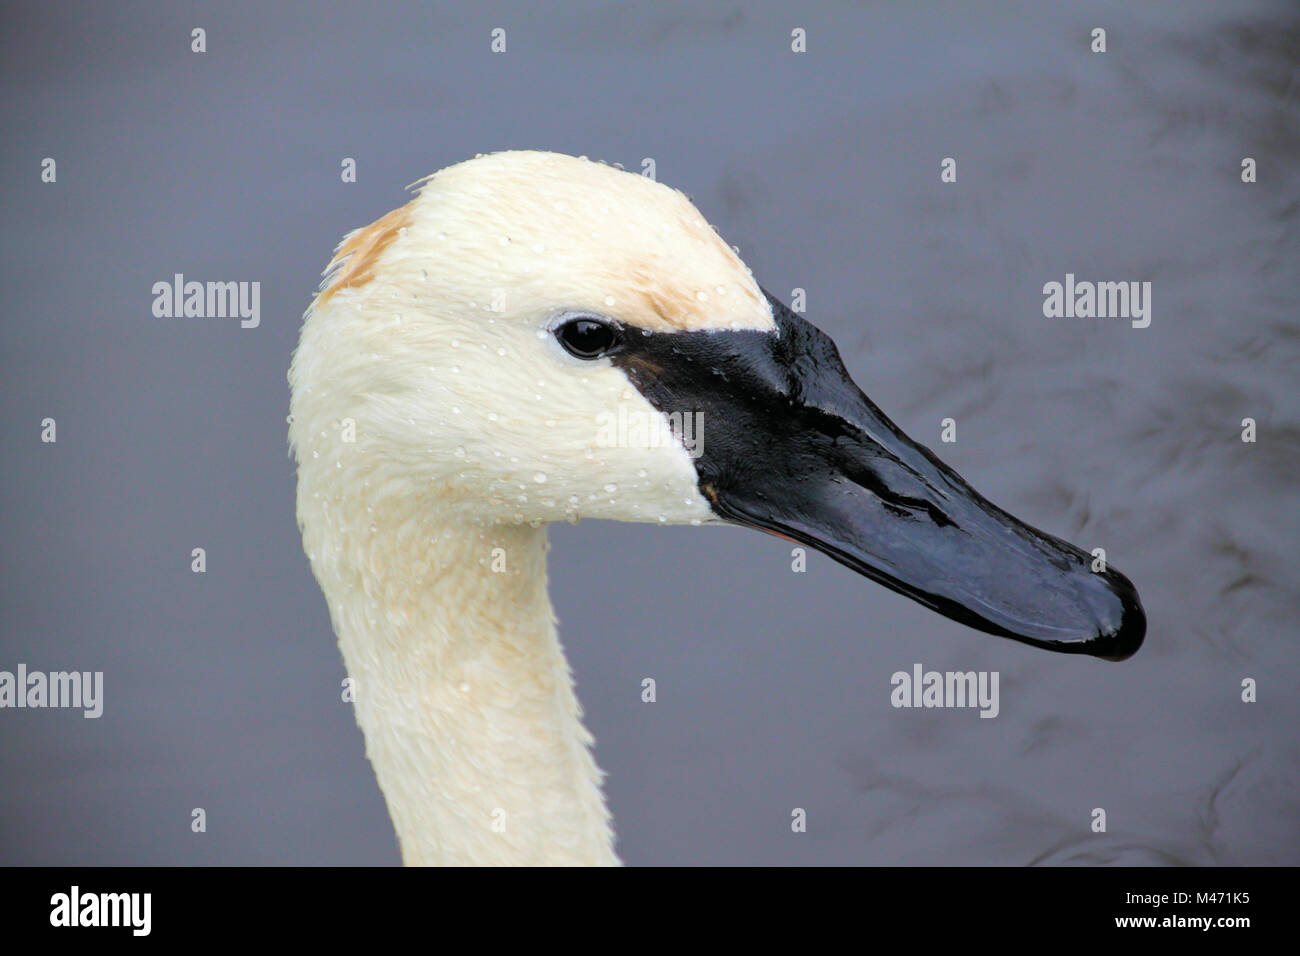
609;291;941;524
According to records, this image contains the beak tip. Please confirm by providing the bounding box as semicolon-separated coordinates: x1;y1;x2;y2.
1089;576;1147;662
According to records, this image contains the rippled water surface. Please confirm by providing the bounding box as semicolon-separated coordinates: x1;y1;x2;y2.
1;0;1296;864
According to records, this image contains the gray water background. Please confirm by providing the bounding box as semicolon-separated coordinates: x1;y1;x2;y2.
1;0;1297;864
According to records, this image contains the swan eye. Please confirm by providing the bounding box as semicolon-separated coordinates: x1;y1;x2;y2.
555;317;622;359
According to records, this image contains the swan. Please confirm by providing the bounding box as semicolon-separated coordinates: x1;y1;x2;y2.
287;150;1145;866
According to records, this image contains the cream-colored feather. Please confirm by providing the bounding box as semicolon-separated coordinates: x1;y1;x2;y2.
289;151;772;865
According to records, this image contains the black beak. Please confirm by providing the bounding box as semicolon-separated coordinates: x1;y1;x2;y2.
613;293;1145;661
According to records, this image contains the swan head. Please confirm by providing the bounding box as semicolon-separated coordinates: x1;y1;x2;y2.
290;150;1145;660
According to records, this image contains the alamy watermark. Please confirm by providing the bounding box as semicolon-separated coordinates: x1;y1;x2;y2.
151;273;260;328
595;408;705;458
891;662;999;718
1042;273;1151;328
0;663;103;718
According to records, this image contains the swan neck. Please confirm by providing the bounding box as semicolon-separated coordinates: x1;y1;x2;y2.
311;509;616;866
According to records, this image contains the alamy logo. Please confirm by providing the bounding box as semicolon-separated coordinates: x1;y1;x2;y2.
0;663;103;718
50;886;150;936
151;273;261;328
1042;273;1151;328
890;663;999;718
